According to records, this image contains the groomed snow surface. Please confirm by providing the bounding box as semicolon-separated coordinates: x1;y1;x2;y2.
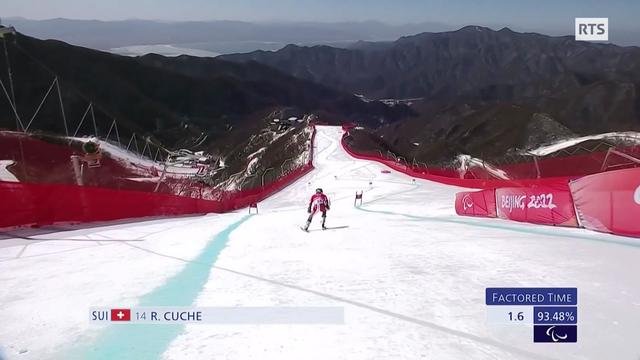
1;126;640;360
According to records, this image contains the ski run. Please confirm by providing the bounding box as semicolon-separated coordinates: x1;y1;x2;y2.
1;126;639;360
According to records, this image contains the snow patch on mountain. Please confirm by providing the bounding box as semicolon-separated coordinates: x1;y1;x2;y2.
527;132;640;156
68;136;201;177
0;160;18;182
457;154;510;180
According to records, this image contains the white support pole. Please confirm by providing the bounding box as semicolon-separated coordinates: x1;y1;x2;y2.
142;141;150;159
604;149;640;169
2;38;16;111
261;168;274;188
90;103;97;137
70;155;83;186
134;135;140;155
55;77;69;136
0;76;23;130
24;77;57;131
482;158;488;179
106;119;116;142
73;103;92;137
154;164;168;192
600;148;613;172
127;133;137;152
113;119;121;146
533;155;541;179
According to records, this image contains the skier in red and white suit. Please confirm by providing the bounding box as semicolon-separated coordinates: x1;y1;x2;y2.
304;188;330;231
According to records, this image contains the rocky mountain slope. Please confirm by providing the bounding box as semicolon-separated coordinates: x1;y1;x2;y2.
222;26;640;161
0;29;412;181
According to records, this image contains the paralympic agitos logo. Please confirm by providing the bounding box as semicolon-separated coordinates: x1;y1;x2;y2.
462;194;474;210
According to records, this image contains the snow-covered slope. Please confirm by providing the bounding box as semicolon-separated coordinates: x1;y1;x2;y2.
1;126;639;360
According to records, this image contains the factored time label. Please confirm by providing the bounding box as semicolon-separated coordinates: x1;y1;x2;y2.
486;287;577;306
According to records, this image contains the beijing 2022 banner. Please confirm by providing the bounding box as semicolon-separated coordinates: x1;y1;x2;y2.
496;187;577;227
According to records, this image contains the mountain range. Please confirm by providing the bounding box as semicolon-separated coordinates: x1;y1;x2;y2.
0;30;408;153
2;24;640;167
221;26;640;160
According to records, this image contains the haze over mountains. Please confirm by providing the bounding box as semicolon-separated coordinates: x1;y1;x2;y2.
2;18;455;55
4;17;640;57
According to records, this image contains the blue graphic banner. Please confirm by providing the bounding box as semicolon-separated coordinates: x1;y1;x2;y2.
533;306;577;324
486;288;577;305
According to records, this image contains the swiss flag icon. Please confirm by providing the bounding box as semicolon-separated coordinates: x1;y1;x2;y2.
110;309;131;321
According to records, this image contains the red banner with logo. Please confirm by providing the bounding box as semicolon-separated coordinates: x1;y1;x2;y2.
455;189;497;217
495;187;577;227
569;167;640;237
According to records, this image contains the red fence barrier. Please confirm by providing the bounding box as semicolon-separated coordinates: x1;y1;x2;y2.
340;132;573;189
455;189;497;217
340;129;640;186
0;163;313;229
495;187;578;227
569;167;640;237
495;145;640;179
0;127;316;229
0;181;219;228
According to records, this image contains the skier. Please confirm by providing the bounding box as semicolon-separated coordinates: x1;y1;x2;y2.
303;188;330;231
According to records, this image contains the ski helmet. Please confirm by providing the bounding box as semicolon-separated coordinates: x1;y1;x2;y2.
315;188;323;193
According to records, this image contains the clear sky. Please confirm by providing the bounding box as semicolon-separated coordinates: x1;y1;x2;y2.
1;0;639;30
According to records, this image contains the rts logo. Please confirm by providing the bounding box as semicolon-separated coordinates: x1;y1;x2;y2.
575;18;608;41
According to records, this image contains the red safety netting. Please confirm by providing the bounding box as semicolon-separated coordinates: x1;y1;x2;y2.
0;181;219;228
455;189;497;218
340;130;640;186
0;127;316;229
0;131;183;193
495;187;578;227
569;167;640;238
340;132;573;189
0;163;314;229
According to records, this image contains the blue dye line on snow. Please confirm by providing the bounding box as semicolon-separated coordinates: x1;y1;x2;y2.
68;214;252;360
356;206;640;249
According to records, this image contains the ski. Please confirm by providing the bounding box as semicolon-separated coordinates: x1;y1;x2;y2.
307;225;349;232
